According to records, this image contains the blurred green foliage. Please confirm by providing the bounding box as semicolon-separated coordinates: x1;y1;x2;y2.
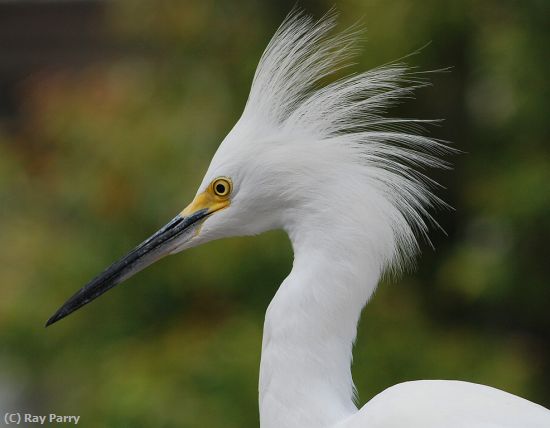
0;0;548;426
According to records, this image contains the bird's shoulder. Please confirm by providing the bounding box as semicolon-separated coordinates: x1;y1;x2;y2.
335;380;550;428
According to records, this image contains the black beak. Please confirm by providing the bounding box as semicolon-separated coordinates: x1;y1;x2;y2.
46;209;210;327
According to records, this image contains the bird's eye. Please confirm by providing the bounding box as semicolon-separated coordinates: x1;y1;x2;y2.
212;177;232;197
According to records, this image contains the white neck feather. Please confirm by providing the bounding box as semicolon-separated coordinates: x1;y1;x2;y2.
259;210;382;428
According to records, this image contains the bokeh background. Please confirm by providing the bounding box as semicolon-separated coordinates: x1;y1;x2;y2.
1;0;548;426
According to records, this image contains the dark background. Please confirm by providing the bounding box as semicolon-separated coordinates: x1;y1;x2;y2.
1;0;548;426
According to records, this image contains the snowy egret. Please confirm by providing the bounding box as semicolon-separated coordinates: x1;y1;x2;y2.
47;10;550;428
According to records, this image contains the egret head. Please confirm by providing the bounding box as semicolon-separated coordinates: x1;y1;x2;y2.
177;129;356;248
46;10;448;326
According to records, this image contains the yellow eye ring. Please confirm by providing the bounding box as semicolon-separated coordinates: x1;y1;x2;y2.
212;177;232;197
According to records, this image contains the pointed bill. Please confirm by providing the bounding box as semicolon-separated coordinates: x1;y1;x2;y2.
45;209;209;327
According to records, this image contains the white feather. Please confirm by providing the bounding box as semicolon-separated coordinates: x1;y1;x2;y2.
229;9;452;273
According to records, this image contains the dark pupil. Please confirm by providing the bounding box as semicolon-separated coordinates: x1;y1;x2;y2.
215;183;226;194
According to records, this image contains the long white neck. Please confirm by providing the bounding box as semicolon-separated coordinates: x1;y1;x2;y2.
259;211;383;428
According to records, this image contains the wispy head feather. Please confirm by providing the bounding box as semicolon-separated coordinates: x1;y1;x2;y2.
217;10;452;274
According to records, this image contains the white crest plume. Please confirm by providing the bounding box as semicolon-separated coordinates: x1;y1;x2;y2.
238;9;451;272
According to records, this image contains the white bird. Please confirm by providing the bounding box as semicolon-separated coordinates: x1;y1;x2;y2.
47;9;550;428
